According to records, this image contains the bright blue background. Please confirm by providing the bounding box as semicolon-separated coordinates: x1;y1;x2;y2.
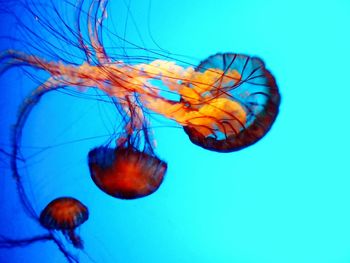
1;0;350;263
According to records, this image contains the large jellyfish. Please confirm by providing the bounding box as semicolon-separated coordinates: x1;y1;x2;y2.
2;50;279;153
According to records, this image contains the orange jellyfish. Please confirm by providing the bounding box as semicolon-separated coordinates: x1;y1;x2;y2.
181;53;280;152
40;197;89;248
88;146;167;199
2;51;280;155
0;197;89;263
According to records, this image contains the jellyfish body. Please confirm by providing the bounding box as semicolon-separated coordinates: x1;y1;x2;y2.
88;146;167;199
182;53;281;152
40;197;89;248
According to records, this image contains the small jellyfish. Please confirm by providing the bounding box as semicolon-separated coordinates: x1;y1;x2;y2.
40;197;89;249
88;146;167;199
0;197;89;263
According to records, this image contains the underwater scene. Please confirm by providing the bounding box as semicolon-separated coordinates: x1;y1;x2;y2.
0;0;349;262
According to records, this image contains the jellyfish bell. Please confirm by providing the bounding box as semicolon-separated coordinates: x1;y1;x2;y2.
88;146;167;199
181;53;281;152
0;197;89;263
40;197;89;249
40;197;89;230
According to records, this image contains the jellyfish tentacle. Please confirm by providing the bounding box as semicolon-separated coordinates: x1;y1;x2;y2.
113;93;156;155
64;229;83;249
0;50;41;74
5;50;278;154
87;0;109;63
75;0;94;63
11;78;62;220
51;236;79;263
0;50;66;75
0;233;79;263
0;234;53;248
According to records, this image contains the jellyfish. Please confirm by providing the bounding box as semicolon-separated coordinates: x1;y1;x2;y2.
0;197;89;263
88;146;167;199
1;51;280;154
182;53;280;152
40;197;89;249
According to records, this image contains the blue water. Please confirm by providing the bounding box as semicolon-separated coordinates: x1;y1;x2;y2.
1;0;350;263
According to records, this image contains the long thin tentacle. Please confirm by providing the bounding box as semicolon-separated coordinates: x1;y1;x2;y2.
0;234;53;248
11;78;61;220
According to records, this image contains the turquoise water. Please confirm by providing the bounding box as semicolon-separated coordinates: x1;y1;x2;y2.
0;0;350;263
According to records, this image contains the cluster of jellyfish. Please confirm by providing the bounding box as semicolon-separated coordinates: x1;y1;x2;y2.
0;0;280;262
